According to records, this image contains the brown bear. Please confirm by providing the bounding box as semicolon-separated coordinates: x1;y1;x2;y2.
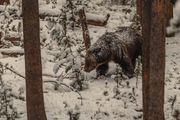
84;26;142;78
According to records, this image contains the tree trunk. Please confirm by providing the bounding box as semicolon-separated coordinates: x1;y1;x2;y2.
142;0;165;120
22;0;47;120
79;8;91;50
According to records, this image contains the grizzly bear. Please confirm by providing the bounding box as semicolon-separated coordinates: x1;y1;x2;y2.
84;26;142;78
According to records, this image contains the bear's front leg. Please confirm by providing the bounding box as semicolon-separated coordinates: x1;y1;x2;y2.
96;63;109;77
120;56;135;78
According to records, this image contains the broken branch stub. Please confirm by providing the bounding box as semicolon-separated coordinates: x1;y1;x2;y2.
79;8;91;51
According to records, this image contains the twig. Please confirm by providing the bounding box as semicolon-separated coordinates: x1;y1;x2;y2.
1;64;83;105
2;64;61;79
171;95;177;113
3;64;25;79
43;73;59;78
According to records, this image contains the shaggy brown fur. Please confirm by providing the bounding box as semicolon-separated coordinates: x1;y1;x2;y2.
84;26;142;78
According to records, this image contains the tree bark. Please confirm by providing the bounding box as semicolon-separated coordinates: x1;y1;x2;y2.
22;0;47;120
142;0;165;120
79;8;91;50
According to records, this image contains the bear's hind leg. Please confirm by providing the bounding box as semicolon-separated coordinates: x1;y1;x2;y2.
96;63;109;77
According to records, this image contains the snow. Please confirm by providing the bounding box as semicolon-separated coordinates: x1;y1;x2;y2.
0;0;180;120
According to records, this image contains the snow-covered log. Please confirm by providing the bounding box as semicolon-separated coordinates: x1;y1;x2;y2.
0;4;110;26
0;47;61;58
85;13;110;26
4;35;21;42
39;7;61;19
0;5;61;18
77;12;110;27
0;47;24;57
4;32;21;46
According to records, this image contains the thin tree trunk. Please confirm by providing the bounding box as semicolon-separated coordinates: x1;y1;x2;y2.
142;0;165;120
79;8;91;50
22;0;47;120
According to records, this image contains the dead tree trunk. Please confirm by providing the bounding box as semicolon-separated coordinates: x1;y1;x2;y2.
79;8;91;50
22;0;47;120
142;0;165;120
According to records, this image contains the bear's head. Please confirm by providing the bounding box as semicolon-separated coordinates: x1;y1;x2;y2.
84;46;111;72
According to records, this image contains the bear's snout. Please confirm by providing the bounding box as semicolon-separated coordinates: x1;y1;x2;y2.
84;66;94;72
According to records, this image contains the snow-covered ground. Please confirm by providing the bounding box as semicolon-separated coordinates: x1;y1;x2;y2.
0;0;180;120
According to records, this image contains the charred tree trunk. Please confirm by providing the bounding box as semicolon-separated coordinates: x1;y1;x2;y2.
22;0;47;120
142;0;165;120
79;8;91;50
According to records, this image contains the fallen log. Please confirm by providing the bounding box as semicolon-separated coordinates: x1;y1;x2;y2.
0;5;61;18
0;47;61;58
0;5;110;27
39;7;61;19
4;32;21;46
0;47;24;57
85;13;110;26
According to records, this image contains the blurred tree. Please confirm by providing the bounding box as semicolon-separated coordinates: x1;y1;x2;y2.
22;0;47;120
0;0;9;5
142;0;165;120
